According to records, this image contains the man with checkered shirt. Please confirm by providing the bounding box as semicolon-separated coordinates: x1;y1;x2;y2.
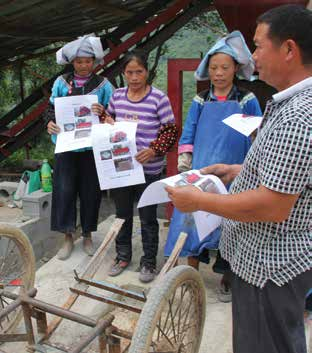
166;5;311;353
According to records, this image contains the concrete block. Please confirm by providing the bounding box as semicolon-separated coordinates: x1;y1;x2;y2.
19;216;60;261
22;189;52;218
0;181;19;200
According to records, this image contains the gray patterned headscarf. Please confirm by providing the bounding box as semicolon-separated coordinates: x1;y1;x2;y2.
56;35;104;66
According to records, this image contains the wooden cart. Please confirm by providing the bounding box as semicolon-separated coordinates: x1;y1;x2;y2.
0;220;206;353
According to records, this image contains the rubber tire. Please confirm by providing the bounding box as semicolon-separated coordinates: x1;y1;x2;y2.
0;224;35;333
129;265;206;353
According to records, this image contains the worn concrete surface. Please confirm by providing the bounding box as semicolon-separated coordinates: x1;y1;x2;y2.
1;211;310;353
0;191;116;264
1;215;233;353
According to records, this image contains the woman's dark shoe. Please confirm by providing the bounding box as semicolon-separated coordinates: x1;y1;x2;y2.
108;260;130;277
139;264;157;283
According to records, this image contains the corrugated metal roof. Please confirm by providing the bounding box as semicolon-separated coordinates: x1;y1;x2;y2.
0;0;174;64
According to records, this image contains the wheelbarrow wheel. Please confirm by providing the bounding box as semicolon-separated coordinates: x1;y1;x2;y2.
0;224;35;334
129;265;206;353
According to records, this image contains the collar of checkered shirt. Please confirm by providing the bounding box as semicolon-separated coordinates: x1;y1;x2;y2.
273;77;312;103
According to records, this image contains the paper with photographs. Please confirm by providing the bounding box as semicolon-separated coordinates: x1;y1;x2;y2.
222;113;263;136
91;121;145;190
54;95;99;153
138;170;227;240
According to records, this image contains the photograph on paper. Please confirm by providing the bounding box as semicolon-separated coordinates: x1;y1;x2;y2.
114;157;134;172
110;130;127;143
111;143;130;157
74;105;92;118
100;150;113;161
54;95;99;153
74;129;91;139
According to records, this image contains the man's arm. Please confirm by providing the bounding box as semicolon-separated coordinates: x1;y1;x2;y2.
165;184;299;223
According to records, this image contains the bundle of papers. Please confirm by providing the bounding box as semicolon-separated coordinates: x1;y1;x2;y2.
138;170;227;240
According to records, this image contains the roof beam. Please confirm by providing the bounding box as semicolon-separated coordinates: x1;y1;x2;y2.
80;0;134;17
0;0;214;162
104;1;214;80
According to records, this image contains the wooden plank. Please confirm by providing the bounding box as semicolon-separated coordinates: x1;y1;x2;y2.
158;232;188;279
95;0;195;70
0;120;46;163
43;218;124;341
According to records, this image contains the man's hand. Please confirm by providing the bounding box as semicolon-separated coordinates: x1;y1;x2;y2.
135;148;156;164
47;121;61;135
200;164;242;185
165;185;202;212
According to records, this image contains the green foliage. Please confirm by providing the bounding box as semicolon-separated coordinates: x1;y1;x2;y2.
0;131;55;170
0;46;60;169
151;11;227;122
0;69;19;117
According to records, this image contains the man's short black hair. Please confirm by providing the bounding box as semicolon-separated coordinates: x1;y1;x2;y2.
257;4;312;65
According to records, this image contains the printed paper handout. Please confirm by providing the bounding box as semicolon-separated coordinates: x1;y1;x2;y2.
91;121;145;190
54;95;99;153
138;170;228;240
223;113;263;136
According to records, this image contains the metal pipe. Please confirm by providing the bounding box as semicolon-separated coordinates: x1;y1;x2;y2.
111;326;132;340
0;288;37;320
70;288;142;314
69;315;114;353
74;275;146;302
23;297;96;327
0;297;22;320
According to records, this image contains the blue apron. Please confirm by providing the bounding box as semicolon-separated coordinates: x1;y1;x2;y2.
164;99;251;257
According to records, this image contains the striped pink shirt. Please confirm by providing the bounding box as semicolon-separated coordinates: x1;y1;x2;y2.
108;86;175;175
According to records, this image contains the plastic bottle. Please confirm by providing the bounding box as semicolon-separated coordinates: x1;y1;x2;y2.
41;159;52;192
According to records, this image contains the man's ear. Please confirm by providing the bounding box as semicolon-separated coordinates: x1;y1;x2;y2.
283;39;298;62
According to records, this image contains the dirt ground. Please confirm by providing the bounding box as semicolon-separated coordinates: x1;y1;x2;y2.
0;215;233;353
0;206;311;353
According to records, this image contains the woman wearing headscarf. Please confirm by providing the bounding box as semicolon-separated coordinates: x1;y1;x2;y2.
164;31;262;301
45;35;114;260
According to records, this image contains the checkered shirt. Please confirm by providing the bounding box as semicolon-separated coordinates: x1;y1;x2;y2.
220;78;312;288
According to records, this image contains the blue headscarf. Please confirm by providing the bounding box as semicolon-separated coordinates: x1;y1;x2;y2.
195;30;255;81
56;34;104;66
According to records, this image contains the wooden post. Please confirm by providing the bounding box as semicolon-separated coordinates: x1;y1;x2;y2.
21;303;35;353
108;336;121;353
